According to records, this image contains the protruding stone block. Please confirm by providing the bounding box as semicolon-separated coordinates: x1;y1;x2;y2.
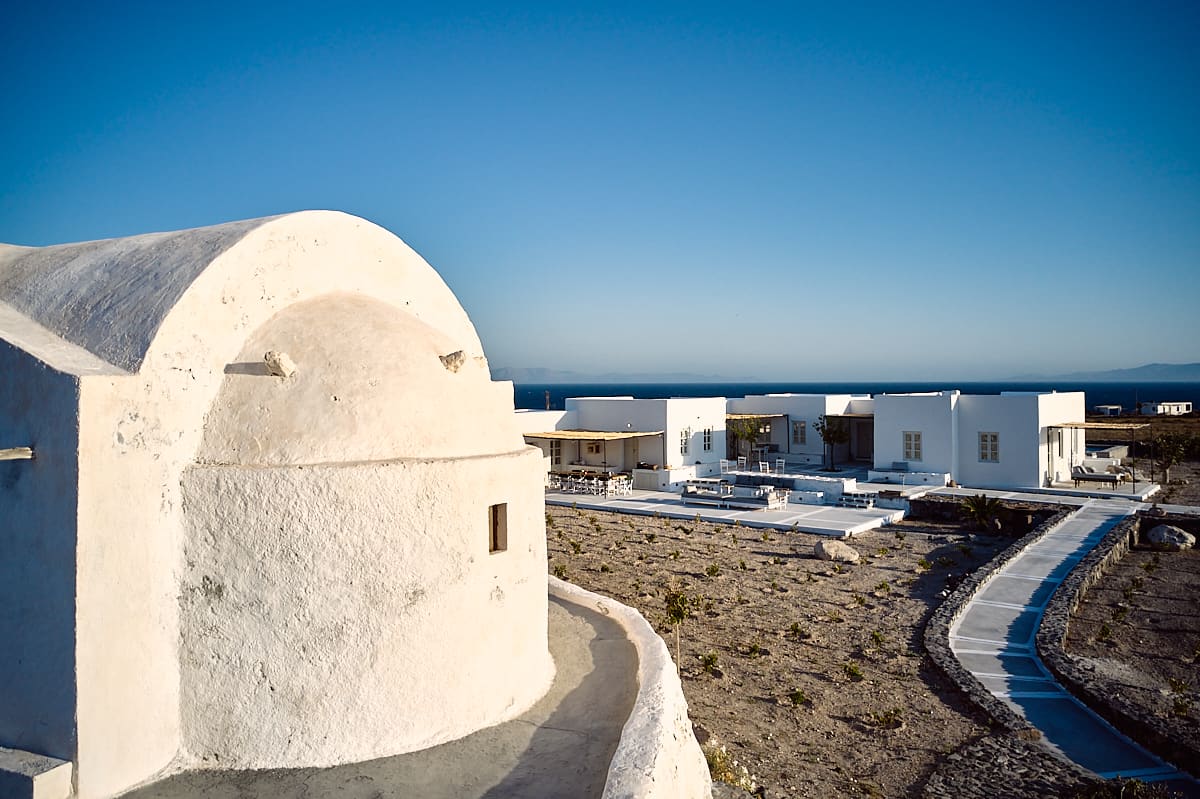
0;747;73;799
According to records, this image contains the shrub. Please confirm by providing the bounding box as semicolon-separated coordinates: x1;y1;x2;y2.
552;563;568;580
843;662;864;681
875;581;891;594
599;563;611;573
706;563;722;578
701;651;720;675
917;558;932;571
701;742;758;794
788;689;810;706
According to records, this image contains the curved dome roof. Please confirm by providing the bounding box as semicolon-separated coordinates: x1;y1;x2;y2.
195;293;522;463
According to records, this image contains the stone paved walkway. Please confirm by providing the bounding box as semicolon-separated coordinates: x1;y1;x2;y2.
949;499;1195;787
120;595;637;799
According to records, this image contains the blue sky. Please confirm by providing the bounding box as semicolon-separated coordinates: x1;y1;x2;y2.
2;1;1197;380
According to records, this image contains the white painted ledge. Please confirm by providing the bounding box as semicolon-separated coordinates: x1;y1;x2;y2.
0;747;73;799
548;576;713;799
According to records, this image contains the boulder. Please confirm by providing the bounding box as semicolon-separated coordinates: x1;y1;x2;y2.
1146;524;1196;551
815;539;861;564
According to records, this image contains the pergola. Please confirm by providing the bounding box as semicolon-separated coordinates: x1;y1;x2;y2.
522;429;664;471
1047;420;1152;494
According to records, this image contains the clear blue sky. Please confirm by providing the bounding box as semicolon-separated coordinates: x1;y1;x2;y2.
2;1;1197;380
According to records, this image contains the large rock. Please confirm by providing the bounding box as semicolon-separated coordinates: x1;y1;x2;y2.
815;539;861;564
1146;524;1196;551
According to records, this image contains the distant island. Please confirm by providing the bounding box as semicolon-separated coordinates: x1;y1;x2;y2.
1003;362;1200;382
494;362;1200;384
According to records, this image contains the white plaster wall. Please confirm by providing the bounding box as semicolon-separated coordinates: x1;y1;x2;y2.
955;394;1041;488
11;211;544;798
179;450;551;767
514;408;576;433
665;398;726;469
1038;392;1086;482
0;341;80;764
872;392;958;474
548;578;712;799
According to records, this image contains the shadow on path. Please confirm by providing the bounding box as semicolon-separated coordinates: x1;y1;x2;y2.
120;595;637;799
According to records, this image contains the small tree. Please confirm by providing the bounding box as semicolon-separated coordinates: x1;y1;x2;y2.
813;414;850;471
1153;432;1189;484
727;416;761;460
663;587;694;671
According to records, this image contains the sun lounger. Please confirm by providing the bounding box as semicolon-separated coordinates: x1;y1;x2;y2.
1071;465;1125;487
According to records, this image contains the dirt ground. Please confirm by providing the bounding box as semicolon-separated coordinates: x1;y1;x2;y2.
1151;459;1200;507
546;506;1012;798
1064;538;1200;759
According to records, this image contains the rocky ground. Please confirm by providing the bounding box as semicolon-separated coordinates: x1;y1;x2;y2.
545;505;1014;798
1064;523;1200;762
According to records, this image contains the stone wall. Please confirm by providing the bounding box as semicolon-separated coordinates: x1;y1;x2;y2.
920;508;1096;797
1035;512;1200;778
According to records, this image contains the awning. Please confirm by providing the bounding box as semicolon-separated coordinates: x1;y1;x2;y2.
1051;421;1151;430
828;413;874;419
523;430;663;441
726;413;785;420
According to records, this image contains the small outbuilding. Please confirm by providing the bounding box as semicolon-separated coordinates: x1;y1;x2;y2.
0;212;553;798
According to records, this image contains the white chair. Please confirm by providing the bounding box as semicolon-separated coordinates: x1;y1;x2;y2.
758;461;770;474
776;459;786;476
737;456;748;472
719;459;730;474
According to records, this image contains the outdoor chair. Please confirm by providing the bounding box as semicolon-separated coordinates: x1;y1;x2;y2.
737;456;748;471
775;458;786;476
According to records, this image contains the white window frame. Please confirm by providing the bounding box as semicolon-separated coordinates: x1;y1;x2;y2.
702;428;713;451
549;440;562;466
792;420;806;445
979;432;999;463
680;428;691;456
903;431;922;462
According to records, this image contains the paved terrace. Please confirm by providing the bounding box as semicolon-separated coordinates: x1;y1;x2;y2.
120;594;636;799
545;488;902;537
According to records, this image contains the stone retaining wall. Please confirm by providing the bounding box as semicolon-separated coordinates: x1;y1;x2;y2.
922;509;1072;735
1035;512;1200;779
920;508;1096;797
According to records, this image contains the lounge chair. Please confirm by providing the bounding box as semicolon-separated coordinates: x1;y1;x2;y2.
1071;465;1125;487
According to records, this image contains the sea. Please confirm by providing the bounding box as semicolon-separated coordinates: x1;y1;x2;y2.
514;381;1200;412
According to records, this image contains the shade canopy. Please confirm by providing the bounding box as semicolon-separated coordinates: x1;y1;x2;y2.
523;429;663;441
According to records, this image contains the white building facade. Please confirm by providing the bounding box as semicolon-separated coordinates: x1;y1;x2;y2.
516;396;726;489
872;390;1086;488
725;393;875;465
1141;401;1193;416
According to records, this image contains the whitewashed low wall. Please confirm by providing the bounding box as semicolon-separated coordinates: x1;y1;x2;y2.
867;469;950;486
633;464;720;491
548;577;712;799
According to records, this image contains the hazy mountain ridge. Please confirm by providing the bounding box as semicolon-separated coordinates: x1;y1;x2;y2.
491;367;738;383
1005;362;1200;382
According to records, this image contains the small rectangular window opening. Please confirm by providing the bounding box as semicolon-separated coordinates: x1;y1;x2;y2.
489;503;508;553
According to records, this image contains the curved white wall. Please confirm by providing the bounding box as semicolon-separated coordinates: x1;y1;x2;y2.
0;212;553;798
181;450;552;768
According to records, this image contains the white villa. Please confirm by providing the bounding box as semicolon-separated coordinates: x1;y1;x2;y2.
519;389;1101;494
516;396;727;490
1141;400;1193;416
870;390;1087;489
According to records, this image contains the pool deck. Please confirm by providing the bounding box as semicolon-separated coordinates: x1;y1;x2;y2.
545;488;903;538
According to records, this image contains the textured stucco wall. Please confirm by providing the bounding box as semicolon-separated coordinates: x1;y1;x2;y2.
0;341;79;763
180;449;551;768
0;211;549;798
